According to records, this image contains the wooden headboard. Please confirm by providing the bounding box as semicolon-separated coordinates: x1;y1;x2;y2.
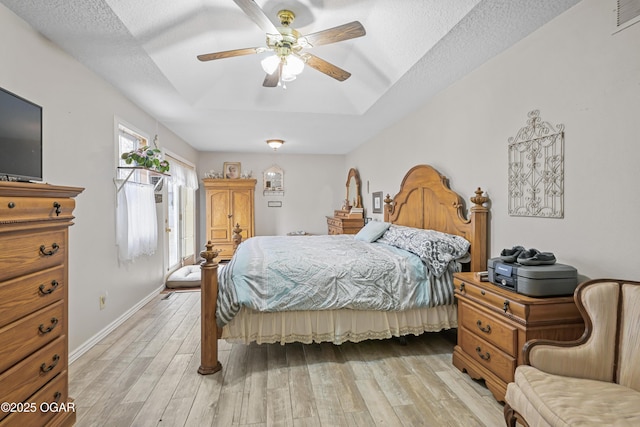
383;165;489;272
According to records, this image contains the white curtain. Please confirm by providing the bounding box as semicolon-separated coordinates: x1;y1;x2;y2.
116;182;158;262
170;160;198;190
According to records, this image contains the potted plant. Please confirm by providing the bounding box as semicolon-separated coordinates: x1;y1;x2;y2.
121;145;170;173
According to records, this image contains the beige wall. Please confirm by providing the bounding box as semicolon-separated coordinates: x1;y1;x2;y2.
347;0;640;280
0;5;198;355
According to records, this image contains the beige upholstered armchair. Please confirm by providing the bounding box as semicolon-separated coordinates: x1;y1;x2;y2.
504;278;640;427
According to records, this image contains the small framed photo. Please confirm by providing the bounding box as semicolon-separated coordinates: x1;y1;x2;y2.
372;191;383;214
223;162;241;179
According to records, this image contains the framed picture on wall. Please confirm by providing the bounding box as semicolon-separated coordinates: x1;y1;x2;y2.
372;191;383;214
223;162;241;179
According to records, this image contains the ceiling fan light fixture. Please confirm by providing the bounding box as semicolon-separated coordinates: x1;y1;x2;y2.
261;55;280;74
266;139;285;150
284;55;304;75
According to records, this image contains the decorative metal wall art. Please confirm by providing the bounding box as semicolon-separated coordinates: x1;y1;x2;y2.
508;110;564;218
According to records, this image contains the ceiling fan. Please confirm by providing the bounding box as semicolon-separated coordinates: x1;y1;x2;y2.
197;0;366;87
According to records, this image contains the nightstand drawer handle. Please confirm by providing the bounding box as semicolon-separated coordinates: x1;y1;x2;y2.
475;346;491;360
503;300;510;313
476;320;491;333
459;282;465;292
39;280;59;295
38;317;59;334
40;243;60;256
40;354;60;373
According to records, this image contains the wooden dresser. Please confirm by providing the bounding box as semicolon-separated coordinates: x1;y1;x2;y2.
203;178;256;261
452;272;584;402
0;181;82;427
326;209;364;235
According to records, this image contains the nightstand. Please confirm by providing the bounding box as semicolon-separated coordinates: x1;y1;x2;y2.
452;272;584;402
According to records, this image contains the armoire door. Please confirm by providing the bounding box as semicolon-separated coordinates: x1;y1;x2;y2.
231;189;253;240
207;189;231;244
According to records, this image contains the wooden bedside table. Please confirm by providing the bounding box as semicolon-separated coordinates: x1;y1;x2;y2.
452;272;584;402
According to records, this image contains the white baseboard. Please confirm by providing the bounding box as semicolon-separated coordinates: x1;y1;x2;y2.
69;284;165;364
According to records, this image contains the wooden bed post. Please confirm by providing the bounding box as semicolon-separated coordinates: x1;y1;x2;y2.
469;188;489;272
232;223;243;250
198;241;222;375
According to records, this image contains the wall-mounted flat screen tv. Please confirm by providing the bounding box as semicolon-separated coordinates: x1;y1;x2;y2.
0;87;43;182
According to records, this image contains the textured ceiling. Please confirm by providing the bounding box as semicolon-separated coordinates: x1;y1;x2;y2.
2;0;579;154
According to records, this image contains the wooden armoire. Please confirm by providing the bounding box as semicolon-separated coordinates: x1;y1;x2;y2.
202;178;256;261
0;181;83;427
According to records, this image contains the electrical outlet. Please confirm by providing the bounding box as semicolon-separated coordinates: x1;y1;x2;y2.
99;295;106;310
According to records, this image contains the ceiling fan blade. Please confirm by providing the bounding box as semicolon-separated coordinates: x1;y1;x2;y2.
233;0;281;38
299;53;351;81
197;47;260;61
302;21;366;47
263;61;283;87
263;71;279;87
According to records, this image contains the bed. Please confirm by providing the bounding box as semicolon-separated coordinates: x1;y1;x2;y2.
198;164;489;374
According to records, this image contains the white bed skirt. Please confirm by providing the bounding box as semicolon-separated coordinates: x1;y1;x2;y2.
221;304;458;345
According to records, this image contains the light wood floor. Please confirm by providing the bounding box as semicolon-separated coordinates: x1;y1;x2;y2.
69;291;505;426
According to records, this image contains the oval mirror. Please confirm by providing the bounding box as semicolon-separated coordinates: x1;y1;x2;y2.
345;168;362;209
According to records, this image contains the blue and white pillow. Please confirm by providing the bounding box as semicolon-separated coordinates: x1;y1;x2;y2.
354;221;391;243
378;225;470;277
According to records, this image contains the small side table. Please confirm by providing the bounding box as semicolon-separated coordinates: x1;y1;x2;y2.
452;272;584;402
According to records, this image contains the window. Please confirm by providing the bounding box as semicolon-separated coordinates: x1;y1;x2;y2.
115;123;158;262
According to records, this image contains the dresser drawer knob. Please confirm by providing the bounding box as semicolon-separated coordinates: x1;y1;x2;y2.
476;320;492;333
38;317;59;334
40;243;60;256
459;282;465;292
53;391;62;403
39;280;60;295
40;354;60;373
503;300;510;313
8;201;15;209
53;201;62;216
475;346;491;360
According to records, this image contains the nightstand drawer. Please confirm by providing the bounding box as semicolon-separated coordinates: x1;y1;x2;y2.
455;278;526;321
460;302;517;356
459;327;516;384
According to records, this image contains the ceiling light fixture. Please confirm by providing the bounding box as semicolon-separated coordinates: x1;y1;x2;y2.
261;55;304;82
266;139;285;150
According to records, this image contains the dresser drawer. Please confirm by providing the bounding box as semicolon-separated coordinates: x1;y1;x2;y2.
0;229;66;283
458;327;516;384
0;336;66;420
0;370;70;427
326;217;342;228
0;196;75;224
455;278;526;322
0;266;65;328
459;302;517;356
0;301;64;374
